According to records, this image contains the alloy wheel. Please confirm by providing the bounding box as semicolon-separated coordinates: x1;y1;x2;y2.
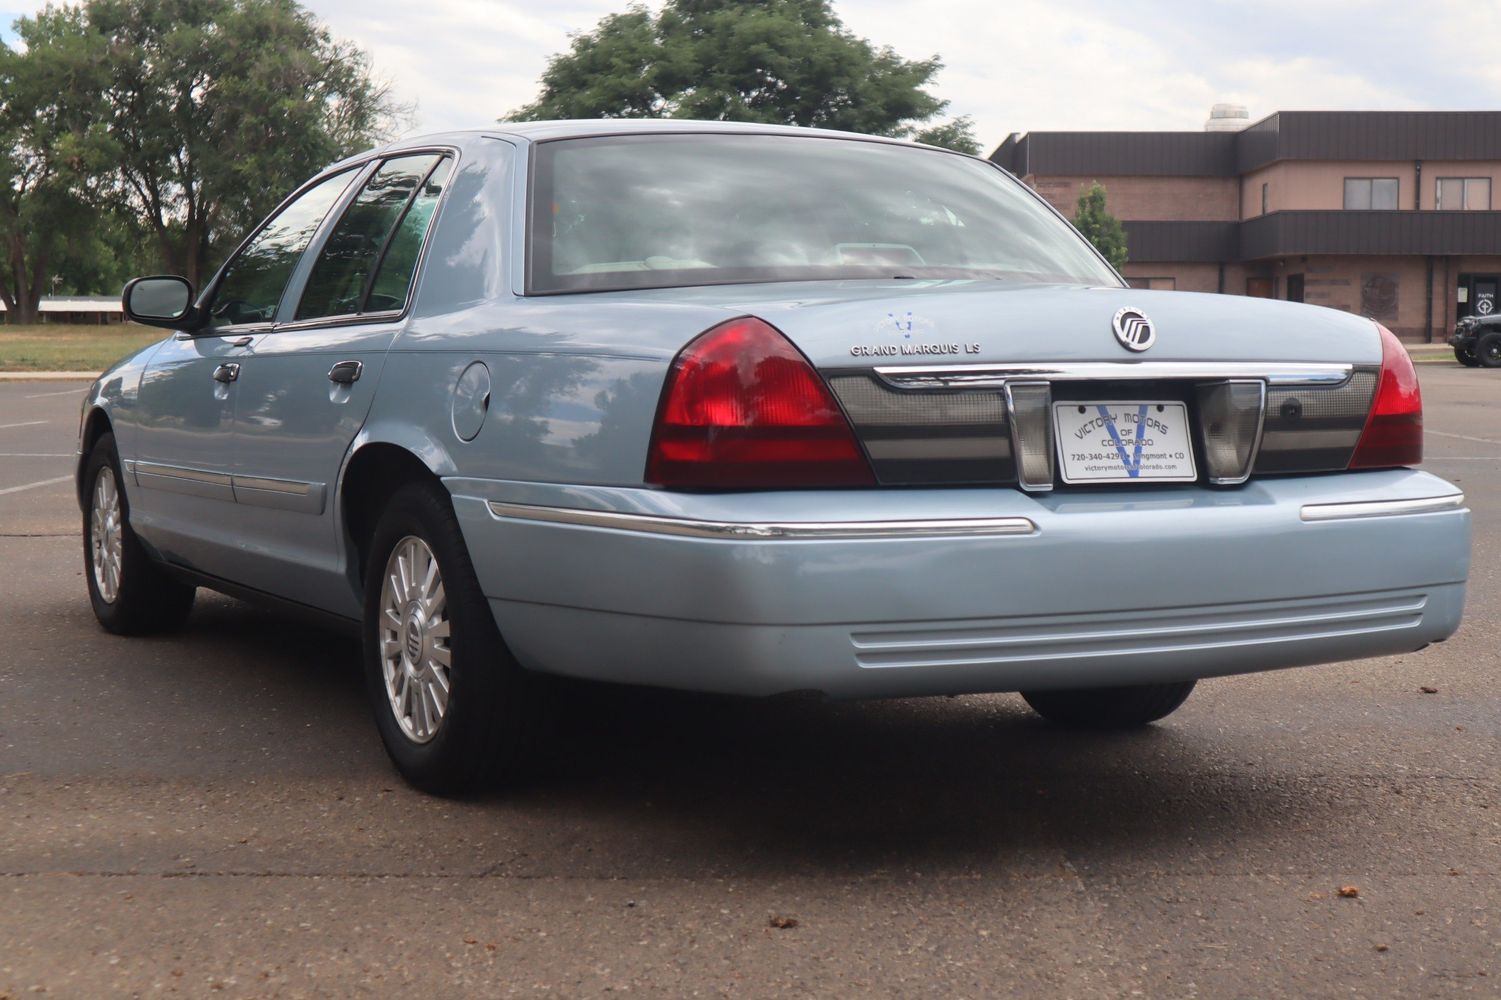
378;535;452;743
90;467;123;604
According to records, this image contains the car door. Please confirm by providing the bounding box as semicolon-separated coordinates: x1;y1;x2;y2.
128;168;360;576
225;153;456;614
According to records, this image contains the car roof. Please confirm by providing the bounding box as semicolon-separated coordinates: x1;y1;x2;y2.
322;119;943;173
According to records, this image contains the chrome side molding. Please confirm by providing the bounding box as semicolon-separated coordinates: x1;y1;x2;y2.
487;501;1037;539
233;475;327;514
875;361;1354;390
132;461;325;513
1301;494;1466;522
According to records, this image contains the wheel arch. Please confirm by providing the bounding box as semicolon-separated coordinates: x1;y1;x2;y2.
339;436;453;588
76;407;115;511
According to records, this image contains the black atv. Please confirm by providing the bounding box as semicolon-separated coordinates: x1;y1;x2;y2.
1451;315;1501;367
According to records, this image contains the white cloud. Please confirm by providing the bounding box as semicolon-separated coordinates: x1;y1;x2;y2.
11;0;1501;151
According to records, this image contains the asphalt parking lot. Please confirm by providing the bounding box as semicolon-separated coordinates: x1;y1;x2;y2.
1;366;1497;998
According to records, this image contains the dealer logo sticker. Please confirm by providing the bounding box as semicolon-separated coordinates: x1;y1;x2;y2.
1112;307;1155;352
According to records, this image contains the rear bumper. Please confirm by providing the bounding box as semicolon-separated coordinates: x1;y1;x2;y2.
448;470;1470;699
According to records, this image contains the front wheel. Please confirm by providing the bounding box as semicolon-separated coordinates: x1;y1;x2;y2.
1477;331;1501;368
1021;681;1196;729
362;481;548;793
1455;345;1480;367
82;432;196;634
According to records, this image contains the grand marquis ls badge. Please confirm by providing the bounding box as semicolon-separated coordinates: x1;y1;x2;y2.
1112;307;1155;352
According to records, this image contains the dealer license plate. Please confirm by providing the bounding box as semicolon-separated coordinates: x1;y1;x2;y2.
1052;401;1197;484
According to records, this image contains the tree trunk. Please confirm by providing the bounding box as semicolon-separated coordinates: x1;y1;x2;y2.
11;295;41;326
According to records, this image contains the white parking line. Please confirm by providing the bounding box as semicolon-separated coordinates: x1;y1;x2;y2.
23;388;85;399
1428;429;1501;446
0;420;48;430
0;453;72;458
0;475;72;496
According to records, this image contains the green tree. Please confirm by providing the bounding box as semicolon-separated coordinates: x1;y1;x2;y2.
30;0;407;288
0;9;114;323
507;0;977;153
1072;181;1128;270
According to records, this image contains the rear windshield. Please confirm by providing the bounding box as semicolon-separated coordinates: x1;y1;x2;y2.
527;133;1121;294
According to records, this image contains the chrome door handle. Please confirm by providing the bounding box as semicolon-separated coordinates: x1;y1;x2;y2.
212;362;240;383
327;360;363;385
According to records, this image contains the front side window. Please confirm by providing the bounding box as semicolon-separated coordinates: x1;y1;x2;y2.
1343;177;1399;211
528;134;1121;294
296;154;451;320
205;170;357;329
1437;177;1491;211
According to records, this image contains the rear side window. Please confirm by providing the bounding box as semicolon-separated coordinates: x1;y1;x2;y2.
206;169;357;329
366;158;454;313
295;154;452;320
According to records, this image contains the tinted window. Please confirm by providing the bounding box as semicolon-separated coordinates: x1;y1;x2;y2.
528;135;1120;294
206;170;356;329
365;158;454;313
1344;177;1398;211
296;154;445;320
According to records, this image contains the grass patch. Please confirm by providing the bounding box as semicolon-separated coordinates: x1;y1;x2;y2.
0;323;163;372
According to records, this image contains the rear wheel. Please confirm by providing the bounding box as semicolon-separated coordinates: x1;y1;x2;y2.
1021;681;1196;729
1454;345;1480;367
1477;331;1501;368
82;432;196;634
361;481;548;793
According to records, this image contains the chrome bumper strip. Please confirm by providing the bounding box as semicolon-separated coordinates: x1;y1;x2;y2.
487;501;1037;539
874;361;1354;390
1300;494;1466;522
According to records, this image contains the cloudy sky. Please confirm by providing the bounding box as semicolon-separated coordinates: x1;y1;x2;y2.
5;0;1501;154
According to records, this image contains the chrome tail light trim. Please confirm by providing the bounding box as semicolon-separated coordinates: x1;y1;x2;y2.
874;361;1354;391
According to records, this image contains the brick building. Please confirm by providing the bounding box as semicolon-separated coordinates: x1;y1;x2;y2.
990;110;1501;341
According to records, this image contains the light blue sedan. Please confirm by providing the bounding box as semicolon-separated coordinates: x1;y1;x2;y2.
79;121;1470;792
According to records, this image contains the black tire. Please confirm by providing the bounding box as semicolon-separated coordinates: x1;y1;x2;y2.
1021;681;1196;730
81;432;196;635
1477;331;1501;368
1454;345;1480;367
361;481;548;794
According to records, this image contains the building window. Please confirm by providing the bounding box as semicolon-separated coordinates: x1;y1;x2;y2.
1126;277;1176;290
1261;182;1268;215
1343;178;1399;210
1437;177;1491;210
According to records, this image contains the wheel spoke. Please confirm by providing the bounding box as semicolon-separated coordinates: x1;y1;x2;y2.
427;674;448;717
376;534;457;746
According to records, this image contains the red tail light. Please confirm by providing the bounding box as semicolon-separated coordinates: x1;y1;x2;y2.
646;317;875;489
1349;323;1422;469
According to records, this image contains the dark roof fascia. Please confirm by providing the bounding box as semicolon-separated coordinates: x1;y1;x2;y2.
1241;210;1501;259
1122;221;1240;263
998;112;1501;179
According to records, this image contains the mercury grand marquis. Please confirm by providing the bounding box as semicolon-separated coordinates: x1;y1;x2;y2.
78;121;1471;792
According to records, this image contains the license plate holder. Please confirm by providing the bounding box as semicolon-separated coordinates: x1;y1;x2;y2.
1053;401;1197;484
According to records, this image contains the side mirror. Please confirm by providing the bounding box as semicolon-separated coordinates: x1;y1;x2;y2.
122;275;197;329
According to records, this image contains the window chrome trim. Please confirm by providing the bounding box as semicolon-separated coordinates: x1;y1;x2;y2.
487;501;1037;539
874;361;1354;390
1300;494;1465;522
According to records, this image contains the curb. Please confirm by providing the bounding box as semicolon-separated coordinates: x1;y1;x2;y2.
0;372;98;381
